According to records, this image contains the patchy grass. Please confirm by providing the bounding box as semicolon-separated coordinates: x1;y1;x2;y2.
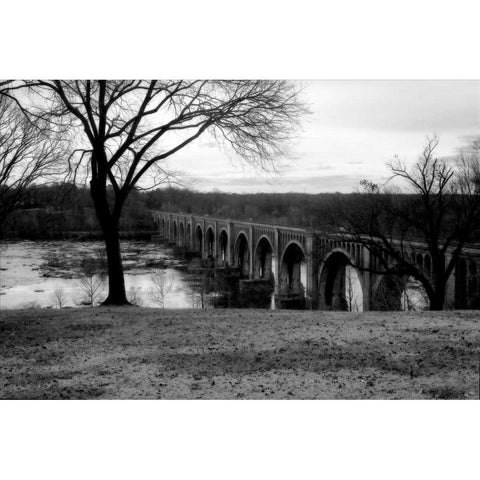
0;308;479;399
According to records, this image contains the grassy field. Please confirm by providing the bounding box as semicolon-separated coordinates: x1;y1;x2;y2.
1;307;479;399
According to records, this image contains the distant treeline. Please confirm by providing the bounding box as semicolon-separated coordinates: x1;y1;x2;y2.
1;183;417;239
2;184;363;239
145;188;362;228
1;183;153;239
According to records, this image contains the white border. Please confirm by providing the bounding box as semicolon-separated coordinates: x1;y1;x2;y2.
2;0;480;478
2;400;480;479
2;0;480;79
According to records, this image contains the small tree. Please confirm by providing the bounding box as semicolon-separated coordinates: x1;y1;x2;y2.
339;137;480;310
77;249;107;306
79;274;106;306
127;286;143;307
52;288;67;308
150;270;175;308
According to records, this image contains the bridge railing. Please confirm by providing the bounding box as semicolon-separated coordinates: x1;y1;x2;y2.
148;210;310;234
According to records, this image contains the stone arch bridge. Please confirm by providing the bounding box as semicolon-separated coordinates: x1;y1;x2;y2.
151;211;480;310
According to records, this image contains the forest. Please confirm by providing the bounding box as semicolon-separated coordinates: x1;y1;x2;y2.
1;183;369;239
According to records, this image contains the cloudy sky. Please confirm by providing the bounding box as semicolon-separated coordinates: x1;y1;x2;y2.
169;80;480;193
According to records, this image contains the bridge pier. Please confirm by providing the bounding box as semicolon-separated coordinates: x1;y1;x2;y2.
445;270;456;309
248;225;254;279
213;221;218;262
227;222;234;266
362;247;371;311
304;232;316;309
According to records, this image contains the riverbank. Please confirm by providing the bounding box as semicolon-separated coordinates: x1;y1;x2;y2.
1;308;479;399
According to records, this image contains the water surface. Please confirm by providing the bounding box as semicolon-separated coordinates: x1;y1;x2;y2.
0;240;194;309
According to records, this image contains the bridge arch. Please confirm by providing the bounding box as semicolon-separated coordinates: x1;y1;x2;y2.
372;271;429;311
218;229;228;265
234;231;250;277
279;240;306;303
195;224;203;255
206;226;215;257
254;236;274;280
318;248;364;311
454;257;480;309
402;276;429;310
161;218;165;236
166;219;170;240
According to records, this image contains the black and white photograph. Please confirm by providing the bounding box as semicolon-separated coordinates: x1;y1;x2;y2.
1;1;480;479
1;78;480;400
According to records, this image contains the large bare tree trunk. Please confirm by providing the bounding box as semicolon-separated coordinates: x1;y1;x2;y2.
102;226;129;305
428;289;445;311
428;270;446;311
90;155;129;305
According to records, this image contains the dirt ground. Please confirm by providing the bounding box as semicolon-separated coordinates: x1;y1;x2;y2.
1;307;479;399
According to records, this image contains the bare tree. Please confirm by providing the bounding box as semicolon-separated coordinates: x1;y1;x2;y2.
0;96;63;233
79;274;106;306
190;272;213;309
150;270;175;308
337;136;480;310
401;278;429;311
6;80;307;304
127;286;143;307
189;279;206;309
52;288;67;308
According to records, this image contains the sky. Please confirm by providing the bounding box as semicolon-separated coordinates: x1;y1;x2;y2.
168;80;480;194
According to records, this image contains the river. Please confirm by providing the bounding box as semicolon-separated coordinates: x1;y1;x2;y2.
0;240;427;311
0;240;196;309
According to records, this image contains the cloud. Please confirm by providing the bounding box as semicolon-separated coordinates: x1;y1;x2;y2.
190;173;387;194
307;80;480;133
160;80;480;194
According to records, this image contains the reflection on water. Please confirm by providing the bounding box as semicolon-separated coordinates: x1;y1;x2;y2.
0;241;196;309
